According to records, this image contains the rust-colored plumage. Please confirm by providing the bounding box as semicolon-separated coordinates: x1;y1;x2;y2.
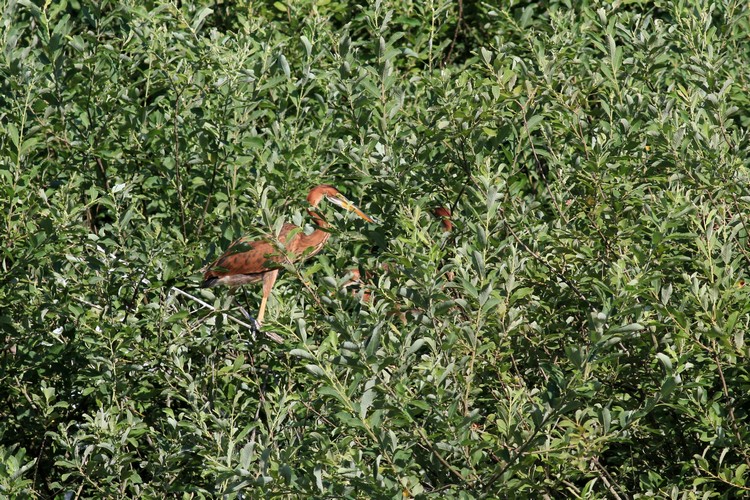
432;206;453;232
203;184;373;327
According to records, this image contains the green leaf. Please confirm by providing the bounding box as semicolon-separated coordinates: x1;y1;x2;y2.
406;338;425;355
510;287;533;303
610;323;644;334
656;352;672;372
480;47;492;65
300;35;312;57
191;7;213;32
6;123;19;149
278;54;290;78
660;376;677;398
599;407;611;434
305;364;326;378
526;114;543;132
366;327;380;357
289;348;314;360
360;389;375;419
725;311;740;334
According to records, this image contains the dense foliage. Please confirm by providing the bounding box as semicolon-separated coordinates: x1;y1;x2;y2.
2;0;750;497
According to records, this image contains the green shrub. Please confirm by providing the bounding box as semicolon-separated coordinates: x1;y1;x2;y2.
1;0;749;497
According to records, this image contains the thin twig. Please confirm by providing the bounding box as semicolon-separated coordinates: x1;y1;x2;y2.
196;89;233;238
439;137;472;257
710;339;750;469
518;98;568;226
591;456;628;500
416;426;469;485
123;270;147;322
696;462;750;492
196;161;219;238
170;287;284;344
248;361;271;448
95;157;110;191
499;206;594;308
482;410;552;492
450;136;472;217
172;89;187;239
442;0;464;67
75;297;103;310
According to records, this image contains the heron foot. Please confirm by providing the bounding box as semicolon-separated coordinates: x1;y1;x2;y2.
238;306;262;333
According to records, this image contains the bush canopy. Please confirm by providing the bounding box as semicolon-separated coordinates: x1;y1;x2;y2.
1;0;750;497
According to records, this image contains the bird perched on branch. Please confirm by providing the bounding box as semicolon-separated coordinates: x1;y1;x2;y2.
202;184;374;330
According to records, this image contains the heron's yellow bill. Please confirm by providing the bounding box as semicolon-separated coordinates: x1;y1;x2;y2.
327;193;376;223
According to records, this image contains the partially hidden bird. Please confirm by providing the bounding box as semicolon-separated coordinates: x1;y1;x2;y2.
346;206;454;303
202;184;374;329
432;206;453;233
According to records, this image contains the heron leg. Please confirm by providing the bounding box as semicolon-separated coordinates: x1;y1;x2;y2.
239;288;260;333
256;269;279;326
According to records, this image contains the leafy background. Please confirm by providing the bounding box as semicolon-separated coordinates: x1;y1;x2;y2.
2;0;750;497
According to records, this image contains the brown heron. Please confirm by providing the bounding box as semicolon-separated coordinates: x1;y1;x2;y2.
202;184;374;329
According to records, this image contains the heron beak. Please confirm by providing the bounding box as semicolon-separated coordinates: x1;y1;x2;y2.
328;194;375;223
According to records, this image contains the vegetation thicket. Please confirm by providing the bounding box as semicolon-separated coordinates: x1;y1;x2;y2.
2;0;750;497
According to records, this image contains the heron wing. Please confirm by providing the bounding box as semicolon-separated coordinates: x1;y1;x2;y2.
203;224;301;280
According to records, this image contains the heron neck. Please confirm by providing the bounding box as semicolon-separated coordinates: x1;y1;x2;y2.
307;208;328;228
297;208;331;255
